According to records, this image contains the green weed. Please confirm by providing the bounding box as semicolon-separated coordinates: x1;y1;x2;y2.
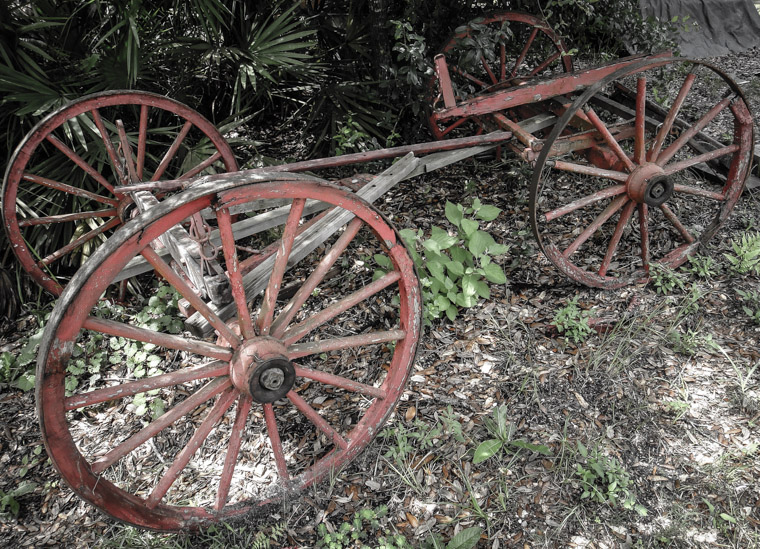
724;232;760;276
472;405;552;464
552;296;593;344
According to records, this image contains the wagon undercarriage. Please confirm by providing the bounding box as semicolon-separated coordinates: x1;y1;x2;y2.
2;11;753;530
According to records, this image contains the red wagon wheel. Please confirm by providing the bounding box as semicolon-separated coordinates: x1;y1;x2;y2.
529;58;754;288
428;12;573;140
2;90;238;296
36;174;421;530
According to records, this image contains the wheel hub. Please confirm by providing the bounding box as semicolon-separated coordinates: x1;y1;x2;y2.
229;338;295;403
626;163;674;207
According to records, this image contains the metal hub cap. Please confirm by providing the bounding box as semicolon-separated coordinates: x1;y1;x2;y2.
230;338;296;403
626;163;674;207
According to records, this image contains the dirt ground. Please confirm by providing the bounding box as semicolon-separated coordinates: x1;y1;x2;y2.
1;47;759;548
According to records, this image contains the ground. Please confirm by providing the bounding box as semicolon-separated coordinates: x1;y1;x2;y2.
1;47;759;548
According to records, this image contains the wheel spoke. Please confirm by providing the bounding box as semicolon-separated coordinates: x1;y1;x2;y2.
257;198;306;335
22;173;119;206
438;116;470;138
289;329;405;363
18;208;116;227
287;390;348;450
527;50;561;78
180;151;223;180
599;200;636;277
639;204;650;274
499;43;507;81
634;77;647;164
659;204;695;243
151;120;193;181
480;55;498;85
551;160;629;182
65;361;229;411
649;72;696;161
82;316;232;361
141;247;242;347
282;271;401;346
293;365;387;399
45;134;115;194
672;183;726;201
90;377;232;473
563;195;629;258
512;27;538;78
90;108;123;184
39;216;121;267
263;403;289;480
544;184;627;222
215;394;252;511
583;106;635;172
662;144;740;178
450;64;489;89
271;217;363;338
146;387;238;508
136;104;148;180
216;207;255;339
116;120;139;184
656;95;733;167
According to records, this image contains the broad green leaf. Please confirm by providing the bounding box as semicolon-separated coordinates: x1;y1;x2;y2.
483;262;507;284
489;242;510;255
446;303;458;321
473;439;502;464
475;204;501;221
462;274;478;296
469;230;494;257
446;260;464;278
431;226;458;250
445;201;463;226
475;281;490;299
13;372;35;392
460;218;478;237
374;254;392;269
450;246;473;266
423;238;442;255
446;526;483;549
428;261;445;282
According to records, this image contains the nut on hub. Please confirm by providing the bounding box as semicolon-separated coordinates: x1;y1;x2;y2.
230;338;296;403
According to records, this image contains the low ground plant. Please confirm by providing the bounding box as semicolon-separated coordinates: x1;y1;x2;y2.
552;296;593;344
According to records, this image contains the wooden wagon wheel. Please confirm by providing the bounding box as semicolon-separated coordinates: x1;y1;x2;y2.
2;90;238;296
428;12;574;140
36;174;421;530
529;58;754;288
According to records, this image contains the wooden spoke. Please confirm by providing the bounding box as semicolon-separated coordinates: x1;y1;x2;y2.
649;72;696;161
583;106;635;172
662;144;740;177
39;216;121;267
599;200;636;277
65;361;229;411
18;209;116;227
90;377;232;474
216;207;255;339
562;195;629;258
656;95;733;167
293;365;387;399
512;27;539;78
151;120;193;181
660;204;695;243
82;316;232;361
22;173;118;206
634;77;647;164
141;247;242;347
287;390;348;450
89;108;123;183
271;217;363;338
282;271;401;346
288;329;405;362
45;134;116;193
543;184;627;222
136;104;148;180
180;151;223;180
263;403;289;480
214;395;253;510
638;204;650;274
146;387;238;508
257;198;306;335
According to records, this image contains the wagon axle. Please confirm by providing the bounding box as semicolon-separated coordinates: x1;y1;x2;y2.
230;337;295;403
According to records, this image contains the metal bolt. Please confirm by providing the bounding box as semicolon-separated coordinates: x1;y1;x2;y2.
260;368;285;391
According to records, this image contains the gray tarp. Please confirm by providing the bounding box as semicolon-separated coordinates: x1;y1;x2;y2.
640;0;760;57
